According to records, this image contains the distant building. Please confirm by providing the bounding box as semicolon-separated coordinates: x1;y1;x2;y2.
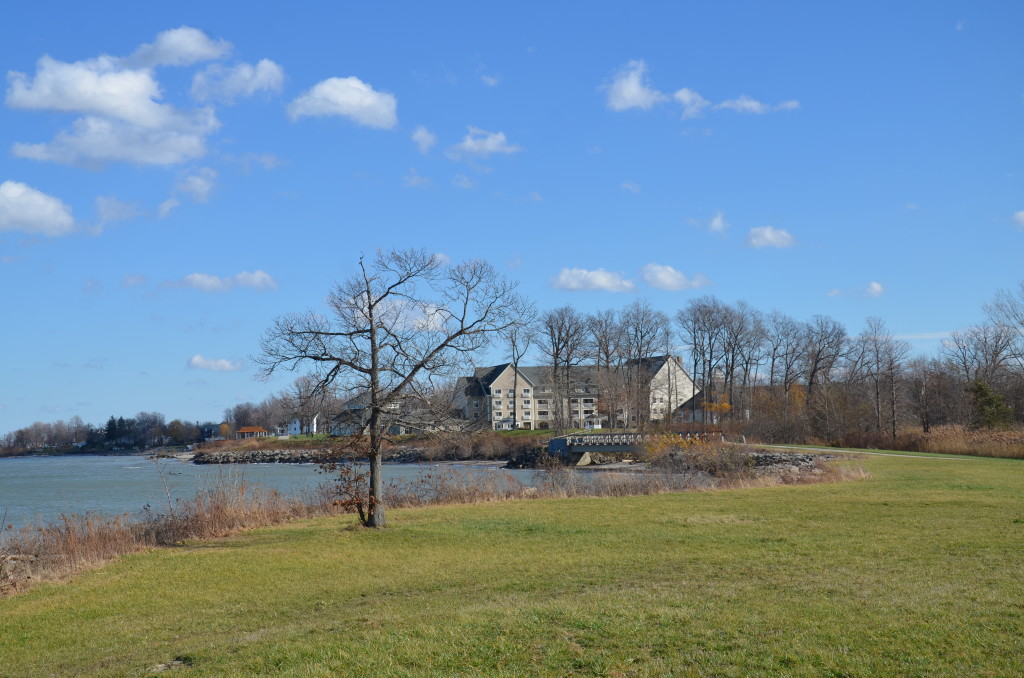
454;356;699;430
235;426;270;439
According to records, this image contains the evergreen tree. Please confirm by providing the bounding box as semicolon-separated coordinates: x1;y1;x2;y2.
968;381;1013;430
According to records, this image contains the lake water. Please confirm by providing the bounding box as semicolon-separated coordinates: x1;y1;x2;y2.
0;454;537;534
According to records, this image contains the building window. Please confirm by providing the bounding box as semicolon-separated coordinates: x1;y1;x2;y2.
584;410;594;415
494;400;502;407
473;402;479;409
523;413;531;419
523;400;531;407
494;389;502;396
494;412;503;419
583;399;594;404
538;411;549;417
537;399;548;405
522;388;530;395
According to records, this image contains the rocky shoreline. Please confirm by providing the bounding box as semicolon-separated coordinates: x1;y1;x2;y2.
184;446;829;478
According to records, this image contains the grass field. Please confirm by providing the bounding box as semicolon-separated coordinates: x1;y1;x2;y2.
1;454;1022;677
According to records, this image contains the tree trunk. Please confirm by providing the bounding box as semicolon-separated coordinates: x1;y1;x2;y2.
367;449;385;527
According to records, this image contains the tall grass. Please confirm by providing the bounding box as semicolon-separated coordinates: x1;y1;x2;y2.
835;425;1024;459
2;451;860;597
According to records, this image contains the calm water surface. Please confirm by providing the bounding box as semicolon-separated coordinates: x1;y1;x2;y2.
0;454;534;533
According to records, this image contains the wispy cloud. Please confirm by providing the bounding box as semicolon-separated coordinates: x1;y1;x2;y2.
641;263;711;290
187;354;243;372
447;127;522;159
122;274;147;288
176;167;217;202
190;59;284;103
411;125;436;154
621;181;641;194
480;74;501;87
674;87;710;119
452;174;476;190
716;95;799;114
553;267;635;292
709;210;729;233
866;281;884;298
746;226;794;249
402;168;432;188
170;270;277;293
95;196;141;227
1013;210;1024;228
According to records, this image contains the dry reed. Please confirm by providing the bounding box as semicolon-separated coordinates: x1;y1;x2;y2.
2;455;862;597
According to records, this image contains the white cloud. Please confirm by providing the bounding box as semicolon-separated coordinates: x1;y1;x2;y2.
179;272;232;292
432;252;451;266
746;226;794;249
128;27;231;68
402;168;431;188
480;74;501;87
158;198;180;219
452;174;476;190
674;87;710;119
7;55;184;128
12;113;216;167
827;289;842;298
233;270;277;290
411;125;436;154
187;354;243;372
176;167;218;202
287;76;397;129
716;95;800;114
190;59;284;103
553;267;635;292
641;263;711;291
0;180;75;236
447;127;522;159
96;196;141;225
709;210;729;233
2;28;261;167
1013;210;1024;227
605;60;667;111
866;281;884;298
174;270;277;292
621;181;641;194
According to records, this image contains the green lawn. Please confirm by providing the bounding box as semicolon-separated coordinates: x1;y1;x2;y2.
2;455;1023;677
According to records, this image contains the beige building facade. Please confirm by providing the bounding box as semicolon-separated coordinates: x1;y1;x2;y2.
455;356;699;430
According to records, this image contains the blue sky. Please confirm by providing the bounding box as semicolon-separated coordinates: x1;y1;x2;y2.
1;1;1022;433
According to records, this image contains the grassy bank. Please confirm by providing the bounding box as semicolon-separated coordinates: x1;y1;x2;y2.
2;454;1022;676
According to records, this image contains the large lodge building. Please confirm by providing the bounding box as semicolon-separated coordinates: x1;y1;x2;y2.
454;355;700;430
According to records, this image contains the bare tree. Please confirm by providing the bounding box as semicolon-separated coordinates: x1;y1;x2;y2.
588;309;624;428
620;300;669;429
501;313;538;429
539;306;590;431
256;248;527;527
